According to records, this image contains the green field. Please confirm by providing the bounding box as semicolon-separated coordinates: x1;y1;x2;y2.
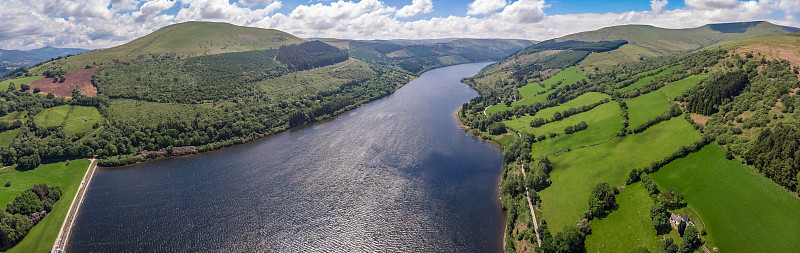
0;159;91;253
0;129;19;147
0;76;43;91
627;75;707;128
503;92;610;133
488;67;587;115
518;82;546;97
539;117;701;232
617;65;681;92
529;102;622;157
32;105;103;135
0;111;27;123
651;144;800;252
585;183;658;252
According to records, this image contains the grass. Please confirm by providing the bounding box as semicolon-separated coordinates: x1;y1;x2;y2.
62;106;103;135
0;129;19;147
626;75;707;128
0;159;91;253
0;111;27;123
494;134;517;149
529;102;622;157
33;105;71;128
585;183;659;252
538;117;701;232
617;65;681;92
488;67;587;115
651;144;800;252
32;105;103;135
503;92;610;133
0;76;43;91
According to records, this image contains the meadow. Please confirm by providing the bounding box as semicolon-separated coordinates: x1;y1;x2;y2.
528;102;621;157
584;183;658;252
651;144;800;252
617;65;680;92
626;75;707;128
502;92;610;133
0;159;91;253
32;105;103;136
0;76;43;91
487;66;587;114
538;117;701;232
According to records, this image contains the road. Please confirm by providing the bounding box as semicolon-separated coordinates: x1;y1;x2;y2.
520;161;542;246
51;158;97;253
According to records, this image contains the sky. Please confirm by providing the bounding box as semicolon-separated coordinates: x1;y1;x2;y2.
1;0;799;50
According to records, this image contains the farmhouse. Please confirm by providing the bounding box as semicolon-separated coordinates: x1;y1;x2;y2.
669;213;694;228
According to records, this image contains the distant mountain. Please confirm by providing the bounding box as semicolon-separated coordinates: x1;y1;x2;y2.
30;21;304;75
0;46;90;76
558;21;800;68
0;46;90;66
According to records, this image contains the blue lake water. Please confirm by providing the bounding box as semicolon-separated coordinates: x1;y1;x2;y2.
67;63;504;252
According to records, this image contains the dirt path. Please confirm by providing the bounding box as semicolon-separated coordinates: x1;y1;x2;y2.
520;162;542;246
52;158;97;253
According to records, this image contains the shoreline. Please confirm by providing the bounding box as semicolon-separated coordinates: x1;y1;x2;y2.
52;158;97;253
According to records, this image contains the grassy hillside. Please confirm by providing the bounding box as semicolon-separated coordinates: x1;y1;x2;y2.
564;21;800;68
30;21;304;74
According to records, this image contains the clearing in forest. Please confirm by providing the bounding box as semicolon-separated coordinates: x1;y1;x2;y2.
26;68;98;97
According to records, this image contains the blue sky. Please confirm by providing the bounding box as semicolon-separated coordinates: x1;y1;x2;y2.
1;0;798;50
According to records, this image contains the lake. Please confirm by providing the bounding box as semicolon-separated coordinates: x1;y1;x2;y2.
67;63;505;252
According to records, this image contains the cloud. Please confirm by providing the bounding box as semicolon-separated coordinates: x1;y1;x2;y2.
494;0;547;23
651;0;668;13
396;0;433;18
685;0;740;10
1;0;800;51
239;0;277;6
467;0;506;16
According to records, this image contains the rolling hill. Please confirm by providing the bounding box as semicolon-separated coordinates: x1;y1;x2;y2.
29;21;305;75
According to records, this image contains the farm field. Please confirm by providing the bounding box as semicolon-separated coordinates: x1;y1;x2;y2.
487;66;587;114
32;105;103;135
502;92;610;132
651;144;800;252
538;117;701;232
584;183;658;252
617;65;681;92
627;75;707;128
0;159;91;253
0;129;19;147
0;76;43;91
528;102;621;157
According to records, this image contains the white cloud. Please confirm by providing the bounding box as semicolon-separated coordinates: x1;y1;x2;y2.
685;0;740;10
651;0;668;13
494;0;546;23
396;0;433;18
239;0;277;6
2;0;800;50
467;0;506;16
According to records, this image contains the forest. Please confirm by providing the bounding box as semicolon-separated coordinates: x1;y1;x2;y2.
0;184;61;249
275;41;349;71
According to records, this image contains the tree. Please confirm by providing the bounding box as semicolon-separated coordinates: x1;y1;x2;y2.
553;226;585;253
650;202;670;235
678;226;700;253
626;169;640;184
661;238;678;253
0;210;32;248
538;220;556;253
589;182;616;216
19;84;29;92
33;87;41;93
6;190;42;215
678;220;687;236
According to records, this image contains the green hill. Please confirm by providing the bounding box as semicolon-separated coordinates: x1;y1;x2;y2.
30;21;304;74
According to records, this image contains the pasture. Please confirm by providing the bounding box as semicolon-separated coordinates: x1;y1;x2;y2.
33;105;103;135
1;159;90;253
584;183;658;252
538;117;701;232
617;65;681;92
627;75;707;128
651;144;800;252
0;76;43;91
528;102;621;157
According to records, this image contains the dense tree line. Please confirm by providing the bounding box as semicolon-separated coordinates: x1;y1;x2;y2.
1;184;61;249
532;39;629;53
685;70;749;115
276;41;349;71
744;123;800;191
563;121;588;134
587;182;617;218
